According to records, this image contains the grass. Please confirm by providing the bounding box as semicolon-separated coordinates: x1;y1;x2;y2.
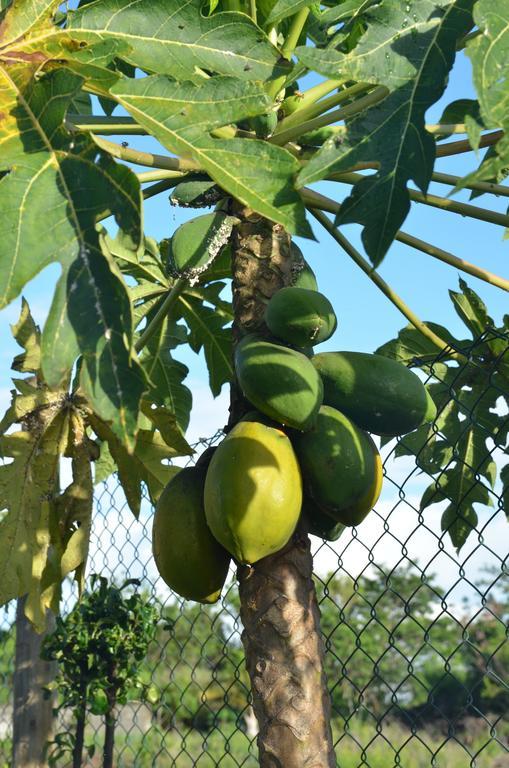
75;717;508;767
2;716;507;766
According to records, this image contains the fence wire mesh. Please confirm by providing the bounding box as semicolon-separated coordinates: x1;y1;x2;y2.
0;330;508;767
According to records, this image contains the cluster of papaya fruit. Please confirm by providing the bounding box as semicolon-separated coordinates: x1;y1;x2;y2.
152;259;436;604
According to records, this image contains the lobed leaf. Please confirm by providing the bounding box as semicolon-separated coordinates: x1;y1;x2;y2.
69;0;288;82
297;0;474;265
111;74;312;237
378;279;509;551
464;0;509;188
178;288;233;397
0;67;145;449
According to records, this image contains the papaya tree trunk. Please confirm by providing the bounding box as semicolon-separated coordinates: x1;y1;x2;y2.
230;207;336;767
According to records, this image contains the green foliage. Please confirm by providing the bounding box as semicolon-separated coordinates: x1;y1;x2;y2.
297;0;474;264
69;0;287;82
0;64;144;448
464;0;509;188
41;575;158;766
0;0;508;633
0;301;94;630
110;75;311;236
377;279;509;551
0;299;192;624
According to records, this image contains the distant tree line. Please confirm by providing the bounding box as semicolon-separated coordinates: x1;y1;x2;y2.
0;565;507;736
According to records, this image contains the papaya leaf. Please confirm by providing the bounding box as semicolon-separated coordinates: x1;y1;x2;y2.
375;321;463;365
463;0;509;189
378;279;509;550
441;502;478;553
449;278;494;339
106;233;169;288
94;439;117;485
142;316;192;433
89;414;190;515
320;0;379;26
68;88;92;116
297;0;474;265
0;405;68;612
11;297;41;374
110;75;312;237
177;287;233;397
501;463;509;519
0;0;61;57
436;98;483;141
0;67;145;450
139;400;193;455
26;410;94;630
69;0;288;82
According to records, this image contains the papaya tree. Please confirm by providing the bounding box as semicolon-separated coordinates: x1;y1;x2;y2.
0;0;508;766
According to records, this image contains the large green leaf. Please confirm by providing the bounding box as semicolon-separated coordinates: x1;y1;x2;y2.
0;67;145;449
463;0;509;188
297;0;473;265
378;280;509;551
0;406;67;614
178;285;233;397
0;0;59;52
142;317;192;433
69;0;287;82
89;414;189;514
111;75;312;237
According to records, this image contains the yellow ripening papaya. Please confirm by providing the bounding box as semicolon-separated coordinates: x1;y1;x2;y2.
293;405;383;527
152;466;230;603
204;419;302;564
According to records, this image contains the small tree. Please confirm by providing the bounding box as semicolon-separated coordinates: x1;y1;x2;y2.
42;576;158;768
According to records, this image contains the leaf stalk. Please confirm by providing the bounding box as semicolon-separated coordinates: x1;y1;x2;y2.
281;7;311;61
306;206;465;361
328;171;509;229
276;82;372;134
135;278;188;354
271;86;388;146
436;131;503;158
93;136;199;172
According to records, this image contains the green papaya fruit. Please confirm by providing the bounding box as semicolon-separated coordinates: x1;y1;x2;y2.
248;111;278;138
168;211;236;277
169;179;222;208
152;466;230;603
303;495;345;541
293;405;382;525
290;242;318;291
312;351;437;436
235;336;323;430
204;420;302;564
265;287;337;348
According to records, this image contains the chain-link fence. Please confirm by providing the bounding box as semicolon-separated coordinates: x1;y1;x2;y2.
0;331;508;767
